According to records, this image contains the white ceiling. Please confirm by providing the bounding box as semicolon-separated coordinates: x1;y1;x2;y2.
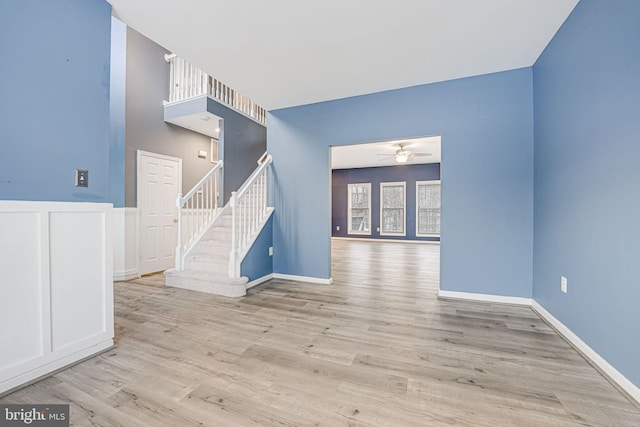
108;0;578;111
331;136;441;170
165;111;222;139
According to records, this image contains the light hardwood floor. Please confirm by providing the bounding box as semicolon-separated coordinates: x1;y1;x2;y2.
2;239;639;426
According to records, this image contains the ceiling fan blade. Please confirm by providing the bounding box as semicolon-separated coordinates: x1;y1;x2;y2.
411;152;432;157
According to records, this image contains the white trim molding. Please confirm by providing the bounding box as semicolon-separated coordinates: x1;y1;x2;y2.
531;301;640;404
437;290;532;306
273;273;333;285
113;207;139;281
246;273;274;290
332;237;440;245
435;288;639;405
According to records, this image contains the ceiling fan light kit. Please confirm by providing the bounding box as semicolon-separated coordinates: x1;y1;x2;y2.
395;151;409;163
372;141;435;166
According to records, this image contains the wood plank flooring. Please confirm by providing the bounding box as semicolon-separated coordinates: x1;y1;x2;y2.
2;239;640;426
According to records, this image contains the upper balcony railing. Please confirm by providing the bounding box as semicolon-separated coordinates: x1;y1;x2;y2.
166;54;267;126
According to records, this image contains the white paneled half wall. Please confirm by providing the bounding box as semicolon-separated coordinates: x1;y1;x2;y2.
113;207;138;281
0;201;114;395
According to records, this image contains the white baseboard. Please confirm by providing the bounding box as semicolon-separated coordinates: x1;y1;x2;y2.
113;207;138;281
273;273;333;285
437;289;532;306
531;301;640;404
114;268;139;282
0;339;113;397
246;273;274;289
331;237;440;245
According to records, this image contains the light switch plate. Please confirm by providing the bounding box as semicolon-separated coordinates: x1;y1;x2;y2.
75;169;88;187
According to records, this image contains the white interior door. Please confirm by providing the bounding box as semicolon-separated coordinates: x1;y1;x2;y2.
137;151;182;275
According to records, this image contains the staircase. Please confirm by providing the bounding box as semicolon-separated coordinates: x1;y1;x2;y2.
165;206;248;297
165;153;272;297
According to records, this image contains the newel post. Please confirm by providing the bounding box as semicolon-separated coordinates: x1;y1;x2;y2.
228;192;238;278
175;193;183;270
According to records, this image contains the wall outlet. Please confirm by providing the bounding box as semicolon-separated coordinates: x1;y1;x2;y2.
561;276;568;293
269;247;273;256
336;225;340;231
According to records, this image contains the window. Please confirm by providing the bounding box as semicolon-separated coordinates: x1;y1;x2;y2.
380;182;406;236
348;183;371;235
416;180;441;236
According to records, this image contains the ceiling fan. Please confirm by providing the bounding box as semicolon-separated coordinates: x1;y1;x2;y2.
377;143;432;164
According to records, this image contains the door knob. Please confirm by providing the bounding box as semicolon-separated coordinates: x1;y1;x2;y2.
173;218;178;223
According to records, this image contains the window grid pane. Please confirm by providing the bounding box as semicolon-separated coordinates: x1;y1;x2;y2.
348;184;371;234
417;182;441;235
381;183;405;234
382;208;404;233
350;208;369;232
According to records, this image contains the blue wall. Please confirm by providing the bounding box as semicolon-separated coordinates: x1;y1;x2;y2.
332;163;440;241
533;0;640;387
241;214;273;281
109;17;126;208
268;68;534;296
0;0;112;202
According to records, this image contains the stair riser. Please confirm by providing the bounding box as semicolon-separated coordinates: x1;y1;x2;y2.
202;235;232;245
185;259;229;273
165;275;246;298
190;245;230;257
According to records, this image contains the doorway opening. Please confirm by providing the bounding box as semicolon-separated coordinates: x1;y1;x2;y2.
329;136;441;291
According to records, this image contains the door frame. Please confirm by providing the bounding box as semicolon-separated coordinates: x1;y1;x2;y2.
136;150;183;276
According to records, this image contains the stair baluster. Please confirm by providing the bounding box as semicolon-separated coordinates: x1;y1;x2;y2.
175;161;223;270
228;153;272;278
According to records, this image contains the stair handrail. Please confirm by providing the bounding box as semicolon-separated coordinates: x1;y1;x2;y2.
176;161;224;271
229;153;272;278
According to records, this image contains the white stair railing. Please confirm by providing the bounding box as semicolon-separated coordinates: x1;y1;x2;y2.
176;161;223;270
166;55;267;125
229;153;272;278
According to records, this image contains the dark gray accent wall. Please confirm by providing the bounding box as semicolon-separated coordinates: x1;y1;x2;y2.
332;163;440;241
124;28;213;207
207;98;266;203
164;97;267;204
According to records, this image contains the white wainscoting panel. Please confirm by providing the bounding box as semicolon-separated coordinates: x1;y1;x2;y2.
0;212;44;372
113;208;138;281
50;212;108;352
0;201;114;395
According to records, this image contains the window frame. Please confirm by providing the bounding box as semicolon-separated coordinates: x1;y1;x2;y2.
416;180;441;237
379;181;406;237
347;183;372;235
